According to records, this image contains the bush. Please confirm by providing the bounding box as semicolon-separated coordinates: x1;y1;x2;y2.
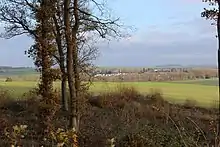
204;74;211;79
5;77;12;82
144;89;166;107
99;86;140;109
119;133;148;147
183;99;197;108
0;89;12;107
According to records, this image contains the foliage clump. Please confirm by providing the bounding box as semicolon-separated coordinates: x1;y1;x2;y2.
88;86;140;109
5;77;12;82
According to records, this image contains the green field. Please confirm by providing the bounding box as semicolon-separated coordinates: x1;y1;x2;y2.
0;79;218;108
172;79;218;86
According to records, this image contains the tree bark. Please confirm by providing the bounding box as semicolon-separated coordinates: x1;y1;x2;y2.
38;0;53;100
53;14;68;111
72;0;80;131
64;0;78;130
217;1;220;109
61;76;68;111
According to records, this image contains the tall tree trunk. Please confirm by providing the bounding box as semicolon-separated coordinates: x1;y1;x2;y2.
217;1;220;109
38;0;53;100
35;1;55;144
53;14;68;111
72;0;80;131
64;0;78;130
40;45;53;100
61;73;68;111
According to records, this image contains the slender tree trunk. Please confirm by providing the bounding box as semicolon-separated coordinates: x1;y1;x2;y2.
59;50;68;111
217;1;220;109
72;44;80;130
72;0;80;131
61;74;68;111
53;13;68;111
59;41;68;111
64;0;78;130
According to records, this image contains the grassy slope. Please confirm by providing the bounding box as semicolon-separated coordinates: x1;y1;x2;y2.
172;79;218;86
0;80;218;107
91;82;218;107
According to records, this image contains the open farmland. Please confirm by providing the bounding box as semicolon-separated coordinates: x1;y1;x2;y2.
172;79;218;86
0;79;218;108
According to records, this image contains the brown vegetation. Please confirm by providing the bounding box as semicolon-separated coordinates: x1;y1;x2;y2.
0;0;219;146
5;77;12;82
0;87;219;147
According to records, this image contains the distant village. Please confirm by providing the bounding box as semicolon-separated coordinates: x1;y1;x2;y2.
93;67;190;77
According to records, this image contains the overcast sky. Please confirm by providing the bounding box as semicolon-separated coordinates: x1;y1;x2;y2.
0;0;217;67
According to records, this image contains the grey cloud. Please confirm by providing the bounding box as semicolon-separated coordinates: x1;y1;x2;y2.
0;16;217;67
115;18;216;48
97;38;217;66
96;17;217;66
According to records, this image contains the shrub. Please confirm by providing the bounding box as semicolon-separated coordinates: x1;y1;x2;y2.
204;74;211;79
0;89;12;108
144;89;166;107
183;99;197;108
147;89;163;100
98;86;140;109
5;77;12;82
118;133;148;147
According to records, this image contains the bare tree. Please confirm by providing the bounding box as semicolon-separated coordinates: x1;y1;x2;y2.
0;0;131;135
63;0;78;130
51;0;69;111
0;0;105;112
201;0;220;97
62;0;130;131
